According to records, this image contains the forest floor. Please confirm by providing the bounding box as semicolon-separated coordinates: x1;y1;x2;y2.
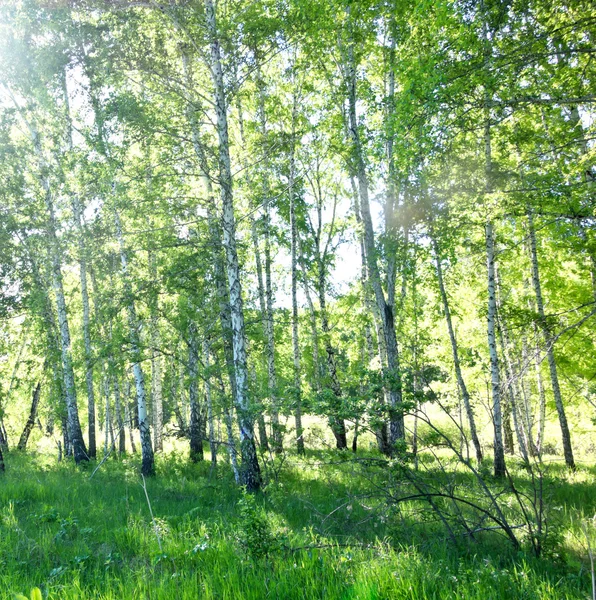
0;448;594;599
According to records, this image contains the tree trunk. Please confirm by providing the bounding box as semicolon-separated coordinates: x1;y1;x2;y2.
534;329;547;455
486;221;506;477
206;0;260;490
481;1;505;477
317;270;348;450
64;70;96;460
0;422;7;451
520;324;537;456
250;364;270;452
115;209;154;476
250;220;274;452
72;196;96;460
188;323;204;463
432;237;483;463
344;17;404;446
218;372;240;483
289;95;304;455
351;178;390;455
1;332;31;451
6;87;86;461
112;372;126;454
34;125;87;463
203;340;217;467
527;209;575;468
17;382;41;451
148;248;163;453
237;89;280;453
497;312;529;463
103;372;111;455
257;75;282;452
47;193;88;464
125;398;137;455
501;384;515;455
181;45;240;459
300;258;322;392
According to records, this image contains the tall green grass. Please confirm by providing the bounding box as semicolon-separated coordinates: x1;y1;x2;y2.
0;450;593;599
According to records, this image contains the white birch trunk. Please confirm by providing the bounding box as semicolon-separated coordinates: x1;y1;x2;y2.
289;94;304;455
218;372;240;483
181;47;239;435
188;322;203;462
486;220;506;476
112;371;125;454
432;237;483;463
344;17;404;445
29;120;88;463
527;209;575;468
534;326;547;454
259;93;282;453
114;209;154;475
496;305;529;463
63;69;96;460
72;196;96;459
104;374;111;455
206;0;260;490
203;340;217;466
47;193;88;463
481;0;505;477
351;178;390;454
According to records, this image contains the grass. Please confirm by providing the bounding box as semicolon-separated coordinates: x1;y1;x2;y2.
0;447;594;599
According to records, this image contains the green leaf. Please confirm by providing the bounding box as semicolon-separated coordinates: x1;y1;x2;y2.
13;595;29;600
30;589;42;600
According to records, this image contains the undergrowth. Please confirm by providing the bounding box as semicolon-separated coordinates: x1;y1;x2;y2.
0;450;593;599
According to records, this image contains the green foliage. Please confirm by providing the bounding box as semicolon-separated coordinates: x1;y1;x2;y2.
0;452;593;598
236;491;278;560
14;587;42;600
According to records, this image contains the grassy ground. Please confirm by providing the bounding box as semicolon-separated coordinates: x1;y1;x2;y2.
0;448;594;599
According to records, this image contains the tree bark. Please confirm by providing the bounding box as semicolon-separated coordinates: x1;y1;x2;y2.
481;0;505;477
300;257;322;392
72;196;96;460
203;340;217;466
486;220;506;476
17;382;41;451
250;219;275;451
534;327;547;455
205;0;260;490
115;209;154;476
63;69;97;460
46;191;88;464
218;372;240;483
257;73;282;452
0;331;31;450
112;371;126;454
497;310;529;463
317;268;348;450
527;209;575;468
148;248;164;453
432;237;483;464
351;178;390;455
289;93;305;455
103;373;112;455
188;323;204;463
344;15;404;446
5;87;86;461
181;45;240;456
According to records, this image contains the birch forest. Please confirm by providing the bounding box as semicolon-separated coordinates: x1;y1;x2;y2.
0;0;595;598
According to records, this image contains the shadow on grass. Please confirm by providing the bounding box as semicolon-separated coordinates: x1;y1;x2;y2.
0;449;593;599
